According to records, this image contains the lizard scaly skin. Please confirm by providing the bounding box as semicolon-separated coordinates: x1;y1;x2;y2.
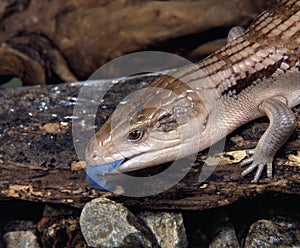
85;0;300;188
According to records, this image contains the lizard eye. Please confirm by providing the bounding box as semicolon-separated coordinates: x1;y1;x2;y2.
127;129;144;142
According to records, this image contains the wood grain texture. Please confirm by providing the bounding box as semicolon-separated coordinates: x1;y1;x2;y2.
0;77;299;210
0;0;271;85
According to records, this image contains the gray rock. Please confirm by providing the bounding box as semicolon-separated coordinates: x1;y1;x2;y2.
209;222;240;248
244;217;300;247
80;197;158;248
3;230;40;248
138;211;188;248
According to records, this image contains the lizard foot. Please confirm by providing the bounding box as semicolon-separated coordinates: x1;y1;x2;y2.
240;149;273;183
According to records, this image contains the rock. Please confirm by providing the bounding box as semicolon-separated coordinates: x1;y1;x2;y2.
3;230;40;248
2;220;40;248
80;197;158;248
209;222;240;248
244;217;300;247
138;211;188;248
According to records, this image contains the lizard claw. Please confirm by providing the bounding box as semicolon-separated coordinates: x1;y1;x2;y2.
240;149;273;183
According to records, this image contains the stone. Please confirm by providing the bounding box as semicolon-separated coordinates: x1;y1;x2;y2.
138;211;188;248
244;217;300;247
209;222;240;248
80;197;158;248
3;230;40;248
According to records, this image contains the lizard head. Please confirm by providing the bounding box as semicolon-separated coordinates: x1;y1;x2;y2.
85;76;206;189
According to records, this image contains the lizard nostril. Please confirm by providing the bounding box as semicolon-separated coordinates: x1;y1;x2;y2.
85;137;102;165
86;149;101;166
92;152;99;160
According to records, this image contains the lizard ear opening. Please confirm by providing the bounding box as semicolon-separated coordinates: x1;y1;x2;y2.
156;114;178;132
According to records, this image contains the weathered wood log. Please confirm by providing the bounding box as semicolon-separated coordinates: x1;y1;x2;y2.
0;0;271;85
0;75;299;210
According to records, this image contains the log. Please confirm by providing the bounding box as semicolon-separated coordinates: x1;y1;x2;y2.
0;75;299;210
0;0;271;85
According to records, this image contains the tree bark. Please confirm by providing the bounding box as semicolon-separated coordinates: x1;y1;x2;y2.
0;76;299;210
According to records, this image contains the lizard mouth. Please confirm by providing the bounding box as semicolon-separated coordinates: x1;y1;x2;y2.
86;145;185;190
85;150;163;190
86;158;125;190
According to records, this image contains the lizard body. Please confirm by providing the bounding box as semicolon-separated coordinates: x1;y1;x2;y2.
85;0;300;188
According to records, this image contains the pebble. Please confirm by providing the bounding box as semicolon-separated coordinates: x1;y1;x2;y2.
80;197;158;247
244;217;300;247
138;211;188;248
3;230;40;248
209;222;240;248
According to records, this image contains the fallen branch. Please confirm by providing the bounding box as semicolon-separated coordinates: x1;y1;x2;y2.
0;77;299;210
0;0;270;85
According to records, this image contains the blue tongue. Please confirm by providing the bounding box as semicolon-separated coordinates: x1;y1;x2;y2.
86;159;124;191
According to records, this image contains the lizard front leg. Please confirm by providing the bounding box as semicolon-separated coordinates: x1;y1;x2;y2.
241;97;296;182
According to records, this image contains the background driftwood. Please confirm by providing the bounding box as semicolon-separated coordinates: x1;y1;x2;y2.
0;0;299;211
0;0;272;85
0;75;299;211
